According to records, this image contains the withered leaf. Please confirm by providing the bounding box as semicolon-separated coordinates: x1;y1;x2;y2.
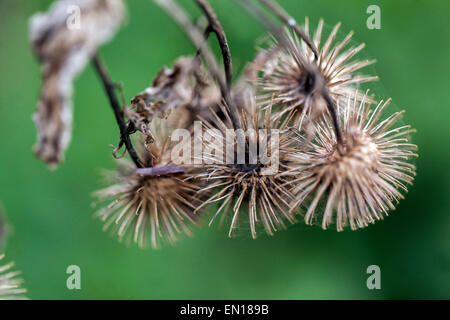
128;56;222;136
30;0;125;168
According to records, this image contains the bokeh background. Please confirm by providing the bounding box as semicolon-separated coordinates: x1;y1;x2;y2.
0;0;449;299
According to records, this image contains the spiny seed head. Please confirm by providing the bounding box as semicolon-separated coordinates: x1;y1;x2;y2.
196;97;299;238
94;123;203;249
0;254;27;300
289;90;418;231
255;18;378;129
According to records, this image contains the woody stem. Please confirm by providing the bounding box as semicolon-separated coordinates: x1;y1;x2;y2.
195;0;233;89
321;87;343;146
257;0;318;60
155;0;242;130
92;54;143;168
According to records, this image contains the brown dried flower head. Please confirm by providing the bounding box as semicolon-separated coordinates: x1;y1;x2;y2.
196;97;299;238
0;254;27;300
256;18;378;129
289;90;418;230
30;0;125;168
94;122;203;249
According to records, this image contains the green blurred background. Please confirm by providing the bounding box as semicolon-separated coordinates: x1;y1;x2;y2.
0;0;449;299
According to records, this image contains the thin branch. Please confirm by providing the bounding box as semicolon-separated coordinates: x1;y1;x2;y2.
257;0;318;60
321;87;343;146
195;26;213;58
195;0;233;89
238;0;309;73
92;54;143;168
155;0;242;130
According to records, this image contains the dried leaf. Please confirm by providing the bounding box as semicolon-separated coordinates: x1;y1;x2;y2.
129;57;195;130
30;0;125;168
128;56;222;137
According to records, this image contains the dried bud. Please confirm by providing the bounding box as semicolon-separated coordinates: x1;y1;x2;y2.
30;0;125;168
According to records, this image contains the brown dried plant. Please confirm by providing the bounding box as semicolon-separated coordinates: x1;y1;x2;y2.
254;18;378;130
25;0;419;250
30;0;125;168
195;97;299;238
127;56;221;134
94;121;203;249
289;90;417;231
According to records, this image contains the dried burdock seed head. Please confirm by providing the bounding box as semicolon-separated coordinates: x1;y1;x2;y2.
256;18;378;130
196;96;299;238
94;122;203;249
0;254;27;300
289;90;418;231
30;0;125;168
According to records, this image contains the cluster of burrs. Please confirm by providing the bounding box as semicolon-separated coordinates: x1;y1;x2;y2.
30;0;417;249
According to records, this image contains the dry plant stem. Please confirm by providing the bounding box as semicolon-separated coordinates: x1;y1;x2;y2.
92;54;143;168
321;87;343;146
155;0;241;129
238;0;308;68
195;0;233;89
257;0;318;60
